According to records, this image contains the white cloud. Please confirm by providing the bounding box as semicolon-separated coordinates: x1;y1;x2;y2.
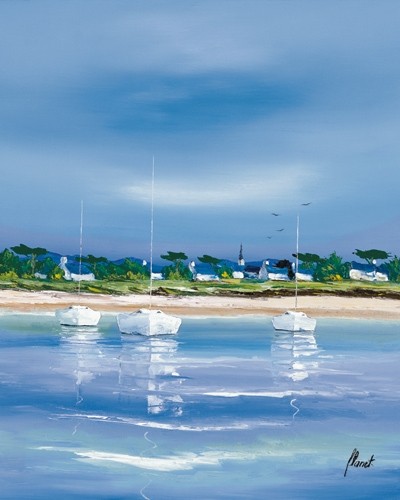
0;2;272;87
2;1;397;88
120;164;320;208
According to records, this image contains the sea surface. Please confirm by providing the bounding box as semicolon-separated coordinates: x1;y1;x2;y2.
0;312;399;499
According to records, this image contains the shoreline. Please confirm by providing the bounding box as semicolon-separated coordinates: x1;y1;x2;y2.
0;290;400;320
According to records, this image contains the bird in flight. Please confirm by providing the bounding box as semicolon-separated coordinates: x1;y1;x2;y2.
276;228;284;232
271;212;280;216
301;202;312;206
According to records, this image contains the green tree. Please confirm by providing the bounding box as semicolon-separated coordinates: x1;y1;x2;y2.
120;258;149;280
39;257;61;279
314;252;351;282
102;261;125;280
198;254;221;267
78;254;109;278
161;251;191;280
198;254;222;275
385;256;400;282
0;248;21;275
215;263;233;279
11;243;47;276
353;249;390;265
161;251;188;263
197;255;234;278
293;252;323;270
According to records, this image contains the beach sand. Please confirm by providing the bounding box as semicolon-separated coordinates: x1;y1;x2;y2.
0;290;400;320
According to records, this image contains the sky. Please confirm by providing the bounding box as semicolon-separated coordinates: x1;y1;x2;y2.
1;0;400;264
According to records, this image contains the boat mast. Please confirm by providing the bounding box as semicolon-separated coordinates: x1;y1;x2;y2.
78;200;84;299
149;157;155;309
294;213;299;310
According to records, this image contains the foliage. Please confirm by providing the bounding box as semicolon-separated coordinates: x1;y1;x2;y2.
314;252;351;282
11;243;47;276
275;259;295;280
121;259;149;280
385;255;400;282
0;248;21;276
163;261;192;280
216;264;233;278
0;242;400;285
49;269;64;280
197;254;231;277
293;252;322;270
161;251;190;280
198;254;221;266
353;249;390;265
89;261;122;280
97;259;149;281
38;257;59;276
161;251;188;263
79;254;109;278
11;243;47;257
0;270;19;281
3;273;400;300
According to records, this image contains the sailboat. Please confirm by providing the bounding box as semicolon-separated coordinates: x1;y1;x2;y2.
55;202;101;327
272;214;316;332
117;159;182;336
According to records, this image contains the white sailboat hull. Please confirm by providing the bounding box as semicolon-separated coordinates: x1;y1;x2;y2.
55;305;101;327
117;308;181;336
272;310;316;332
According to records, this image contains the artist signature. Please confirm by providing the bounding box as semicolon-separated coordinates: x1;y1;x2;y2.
344;448;375;477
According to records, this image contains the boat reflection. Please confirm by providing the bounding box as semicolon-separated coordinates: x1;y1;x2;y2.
58;326;105;404
118;335;184;416
271;330;319;382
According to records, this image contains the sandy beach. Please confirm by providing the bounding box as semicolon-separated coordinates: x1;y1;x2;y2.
1;289;400;320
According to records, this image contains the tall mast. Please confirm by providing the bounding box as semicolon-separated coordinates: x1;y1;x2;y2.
294;213;299;310
78;200;84;298
149;157;155;308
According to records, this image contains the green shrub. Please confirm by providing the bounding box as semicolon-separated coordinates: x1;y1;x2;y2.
163;261;191;280
11;244;47;275
48;265;64;280
385;256;400;282
161;251;190;280
39;257;59;276
121;259;149;279
79;254;109;279
295;252;322;270
0;270;19;281
314;252;350;282
50;271;64;280
126;270;148;281
0;248;21;275
216;264;233;278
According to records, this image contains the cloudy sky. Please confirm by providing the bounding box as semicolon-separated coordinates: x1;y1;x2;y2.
1;0;399;263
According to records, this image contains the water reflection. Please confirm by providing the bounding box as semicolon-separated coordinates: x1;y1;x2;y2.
271;330;320;382
118;335;184;416
58;326;105;404
271;329;321;419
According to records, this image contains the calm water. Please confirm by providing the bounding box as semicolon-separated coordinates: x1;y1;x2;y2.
0;313;399;499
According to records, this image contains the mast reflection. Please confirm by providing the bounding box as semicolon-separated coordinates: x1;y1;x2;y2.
118;335;184;416
59;326;104;405
271;330;319;382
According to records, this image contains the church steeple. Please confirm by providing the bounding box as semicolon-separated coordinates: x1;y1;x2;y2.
238;243;245;267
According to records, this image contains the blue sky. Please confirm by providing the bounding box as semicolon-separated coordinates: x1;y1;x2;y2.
1;0;400;263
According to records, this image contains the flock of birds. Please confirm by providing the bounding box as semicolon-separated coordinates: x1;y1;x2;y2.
267;202;312;239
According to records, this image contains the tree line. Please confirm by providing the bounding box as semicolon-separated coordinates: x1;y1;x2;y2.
0;244;400;283
295;249;400;282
